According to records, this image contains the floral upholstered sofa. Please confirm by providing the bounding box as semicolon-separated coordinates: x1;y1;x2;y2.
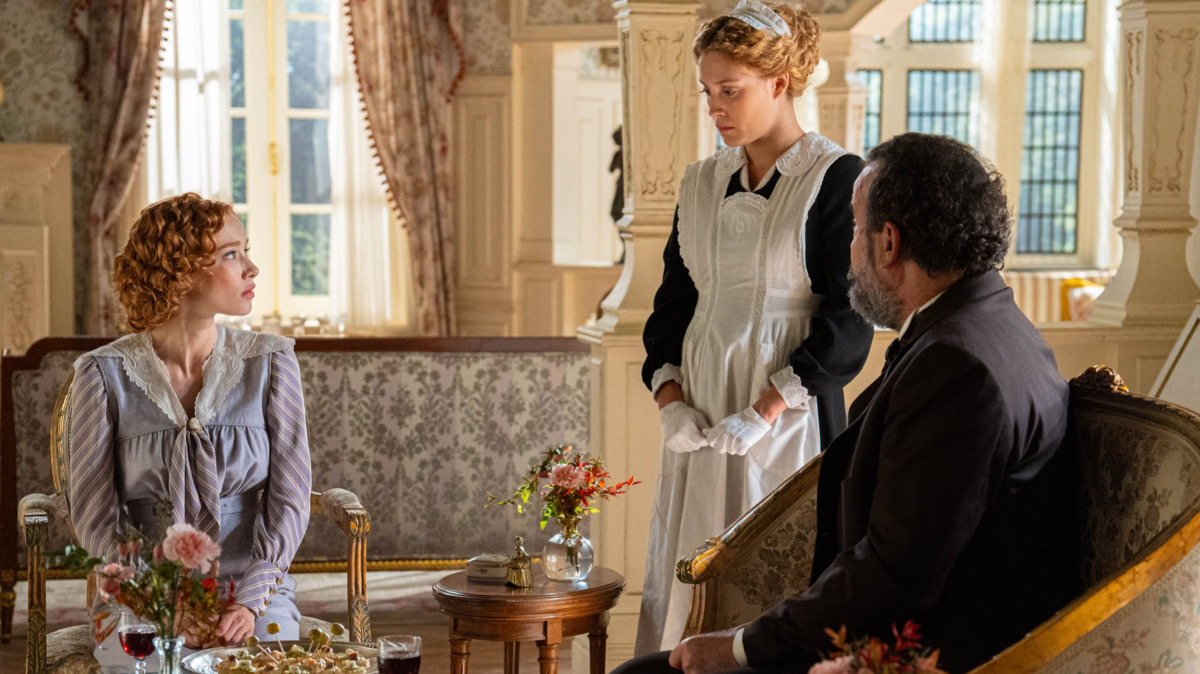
676;367;1200;673
2;335;591;672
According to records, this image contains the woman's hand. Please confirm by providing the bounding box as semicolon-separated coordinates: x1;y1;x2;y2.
654;381;684;410
752;386;788;425
218;604;257;644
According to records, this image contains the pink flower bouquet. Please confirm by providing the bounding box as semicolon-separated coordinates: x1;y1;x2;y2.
83;523;235;647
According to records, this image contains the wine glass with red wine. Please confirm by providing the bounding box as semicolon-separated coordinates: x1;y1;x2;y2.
117;610;158;674
377;635;421;674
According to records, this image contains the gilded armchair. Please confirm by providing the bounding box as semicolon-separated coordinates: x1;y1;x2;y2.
20;373;373;674
676;367;1200;672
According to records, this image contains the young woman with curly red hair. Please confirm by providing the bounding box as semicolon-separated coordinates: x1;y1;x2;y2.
68;193;312;661
636;0;874;656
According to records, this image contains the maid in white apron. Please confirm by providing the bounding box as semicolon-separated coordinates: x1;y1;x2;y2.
636;0;873;654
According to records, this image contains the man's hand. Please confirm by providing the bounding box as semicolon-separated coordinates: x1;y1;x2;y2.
667;629;740;674
218;604;257;644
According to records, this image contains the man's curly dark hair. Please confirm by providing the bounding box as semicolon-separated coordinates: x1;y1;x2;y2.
864;133;1011;276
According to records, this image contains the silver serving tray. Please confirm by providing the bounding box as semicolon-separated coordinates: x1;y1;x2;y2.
182;640;377;674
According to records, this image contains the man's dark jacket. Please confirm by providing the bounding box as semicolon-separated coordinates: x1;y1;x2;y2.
742;270;1080;672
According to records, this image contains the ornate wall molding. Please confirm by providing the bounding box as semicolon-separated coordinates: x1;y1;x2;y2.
1126;29;1144;195
635;28;686;201
1148;28;1197;194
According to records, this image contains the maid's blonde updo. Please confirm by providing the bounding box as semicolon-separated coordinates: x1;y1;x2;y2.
693;2;822;97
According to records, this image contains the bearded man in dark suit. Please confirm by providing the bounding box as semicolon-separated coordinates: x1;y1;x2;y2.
615;132;1080;674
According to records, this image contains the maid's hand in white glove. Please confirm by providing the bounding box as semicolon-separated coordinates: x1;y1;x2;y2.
659;401;711;454
705;406;771;456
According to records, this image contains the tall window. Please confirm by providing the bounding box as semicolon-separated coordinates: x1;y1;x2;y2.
906;70;979;145
852;0;1113;268
1032;0;1087;42
858;69;883;155
1019;70;1083;254
909;0;982;43
229;0;334;318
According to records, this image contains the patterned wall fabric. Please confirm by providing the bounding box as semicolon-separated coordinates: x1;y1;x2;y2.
0;1;91;331
12;348;591;565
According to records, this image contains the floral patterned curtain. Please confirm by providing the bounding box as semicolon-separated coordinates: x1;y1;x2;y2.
344;0;463;336
71;0;169;335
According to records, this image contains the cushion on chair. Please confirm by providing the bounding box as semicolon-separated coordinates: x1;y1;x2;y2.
45;624;100;674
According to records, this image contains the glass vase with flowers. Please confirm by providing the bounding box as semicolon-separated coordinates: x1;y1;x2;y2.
487;444;639;581
61;522;234;674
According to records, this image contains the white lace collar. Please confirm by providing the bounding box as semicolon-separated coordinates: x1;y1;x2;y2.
714;132;843;183
91;325;294;427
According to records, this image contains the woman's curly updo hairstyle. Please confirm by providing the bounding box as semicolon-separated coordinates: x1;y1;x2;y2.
113;192;233;332
693;2;822;97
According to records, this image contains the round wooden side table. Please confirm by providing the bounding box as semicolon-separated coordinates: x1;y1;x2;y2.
432;565;625;674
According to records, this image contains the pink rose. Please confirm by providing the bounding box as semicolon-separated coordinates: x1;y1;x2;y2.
95;562;135;600
161;523;221;573
550;464;587;490
808;656;853;674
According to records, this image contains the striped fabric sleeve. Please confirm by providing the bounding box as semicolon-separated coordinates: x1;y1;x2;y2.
238;348;313;615
67;357;121;561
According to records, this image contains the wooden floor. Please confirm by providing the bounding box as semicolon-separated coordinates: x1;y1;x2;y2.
0;609;578;674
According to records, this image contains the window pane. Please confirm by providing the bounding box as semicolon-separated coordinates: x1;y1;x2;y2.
907;70;979;145
287;0;328;12
290;118;331;204
232;117;247;204
1032;0;1086;42
909;0;981;43
287;20;331;109
292;213;330;296
1018;70;1083;255
857;69;882;155
230;19;245;108
230;0;243;10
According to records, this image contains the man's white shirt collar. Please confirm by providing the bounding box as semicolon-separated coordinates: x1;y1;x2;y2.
898;291;945;339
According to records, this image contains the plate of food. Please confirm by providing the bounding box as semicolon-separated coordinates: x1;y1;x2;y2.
182;626;377;674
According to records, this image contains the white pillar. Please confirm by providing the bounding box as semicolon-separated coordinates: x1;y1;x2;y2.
576;0;699;668
1092;0;1200;326
816;31;869;152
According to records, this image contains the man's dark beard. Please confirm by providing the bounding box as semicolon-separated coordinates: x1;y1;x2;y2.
848;252;904;330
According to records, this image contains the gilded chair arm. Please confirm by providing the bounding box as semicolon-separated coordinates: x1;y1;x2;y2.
310;488;370;540
21;493;66;674
677;454;822;585
309;489;371;644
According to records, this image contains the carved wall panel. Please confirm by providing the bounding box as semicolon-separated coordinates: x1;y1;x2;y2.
0;144;73;353
1126;29;1144;196
1147;28;1198;195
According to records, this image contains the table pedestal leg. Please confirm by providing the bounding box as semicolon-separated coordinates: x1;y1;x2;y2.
537;641;560;674
504;642;521;674
588;627;608;674
451;637;471;674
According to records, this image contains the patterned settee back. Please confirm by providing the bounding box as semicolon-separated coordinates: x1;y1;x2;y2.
3;337;591;568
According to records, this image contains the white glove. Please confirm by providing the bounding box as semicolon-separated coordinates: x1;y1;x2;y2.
705;406;772;456
659;401;711;454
